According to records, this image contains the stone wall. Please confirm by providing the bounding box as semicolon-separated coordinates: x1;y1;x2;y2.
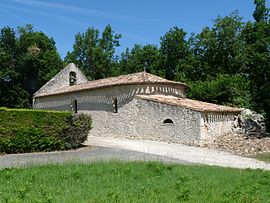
200;112;237;144
34;63;88;98
34;84;201;145
33;83;186;111
34;83;238;146
85;97;202;145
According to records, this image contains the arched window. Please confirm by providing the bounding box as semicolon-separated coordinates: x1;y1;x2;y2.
69;71;77;86
74;99;78;113
113;98;118;113
163;118;174;124
71;99;78;113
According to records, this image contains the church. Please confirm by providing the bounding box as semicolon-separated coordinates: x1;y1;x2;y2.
33;63;241;146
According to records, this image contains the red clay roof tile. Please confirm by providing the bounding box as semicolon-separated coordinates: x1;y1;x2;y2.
136;94;241;113
35;72;188;98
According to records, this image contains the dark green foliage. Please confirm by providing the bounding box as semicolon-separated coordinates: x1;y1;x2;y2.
0;128;65;153
0;108;92;153
188;11;246;80
65;25;121;80
188;74;253;108
241;16;270;129
0;162;269;202
17;25;63;92
60;113;93;149
253;0;269;22
0;25;63;108
0;27;29;108
115;44;162;76
160;27;190;80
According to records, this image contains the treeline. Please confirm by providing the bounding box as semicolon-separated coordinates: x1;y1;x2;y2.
0;1;269;128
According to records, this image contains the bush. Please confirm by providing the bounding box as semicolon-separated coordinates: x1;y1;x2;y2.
0;128;65;153
60;114;92;149
0;108;92;153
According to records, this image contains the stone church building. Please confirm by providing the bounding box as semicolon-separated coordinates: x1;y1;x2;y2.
33;63;241;146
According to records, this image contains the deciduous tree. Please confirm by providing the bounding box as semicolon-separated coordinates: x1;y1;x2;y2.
160;27;190;80
65;25;121;80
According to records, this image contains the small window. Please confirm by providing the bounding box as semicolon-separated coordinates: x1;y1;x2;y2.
71;99;78;113
112;98;118;113
69;71;77;86
163;118;174;124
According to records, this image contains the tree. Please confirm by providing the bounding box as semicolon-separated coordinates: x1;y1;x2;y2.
189;11;246;80
0;25;63;108
16;25;63;104
65;25;121;80
0;26;28;107
160;27;190;80
253;0;269;23
117;44;162;76
188;74;253;109
242;1;270;129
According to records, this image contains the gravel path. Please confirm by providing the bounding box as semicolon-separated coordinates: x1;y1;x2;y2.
0;146;190;169
1;136;269;170
85;136;270;170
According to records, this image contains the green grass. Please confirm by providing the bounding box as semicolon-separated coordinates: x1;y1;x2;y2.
0;162;270;203
251;153;270;163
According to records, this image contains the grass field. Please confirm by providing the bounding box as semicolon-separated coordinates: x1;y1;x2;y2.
0;162;269;203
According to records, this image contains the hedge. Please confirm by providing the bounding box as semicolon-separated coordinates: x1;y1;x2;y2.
0;107;92;154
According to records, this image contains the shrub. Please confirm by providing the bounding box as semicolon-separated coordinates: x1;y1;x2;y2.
61;114;93;148
0;128;65;153
0;108;92;153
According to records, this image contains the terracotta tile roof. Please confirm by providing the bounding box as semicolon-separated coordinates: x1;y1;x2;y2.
35;72;188;98
136;95;241;113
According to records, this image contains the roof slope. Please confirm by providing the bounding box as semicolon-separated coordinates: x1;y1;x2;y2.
35;71;188;98
136;95;241;113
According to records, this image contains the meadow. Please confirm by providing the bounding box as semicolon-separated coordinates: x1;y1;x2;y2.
0;161;269;203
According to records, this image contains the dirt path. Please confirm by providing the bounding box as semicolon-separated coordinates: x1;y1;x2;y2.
0;146;189;169
1;136;269;170
85;136;270;170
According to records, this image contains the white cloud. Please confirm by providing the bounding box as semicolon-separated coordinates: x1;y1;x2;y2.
0;4;89;29
9;0;159;23
0;6;45;31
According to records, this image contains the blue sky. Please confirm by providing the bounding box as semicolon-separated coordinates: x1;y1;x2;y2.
0;0;267;58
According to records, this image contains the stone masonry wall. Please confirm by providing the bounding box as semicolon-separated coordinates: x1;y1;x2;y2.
34;63;88;98
85;97;202;145
34;83;238;145
33;83;185;111
200;112;237;144
34;84;202;145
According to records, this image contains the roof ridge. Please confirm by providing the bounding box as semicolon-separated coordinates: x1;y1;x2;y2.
142;71;148;82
